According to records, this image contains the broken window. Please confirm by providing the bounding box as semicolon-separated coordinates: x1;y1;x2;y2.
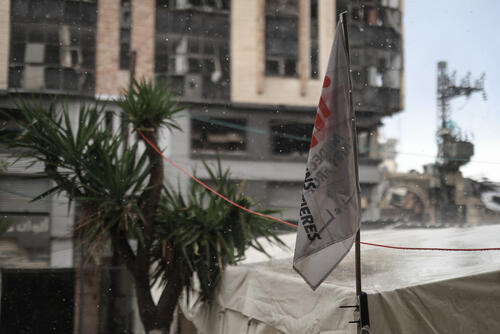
365;7;384;27
191;118;247;154
366;52;401;88
271;122;312;157
265;0;298;77
8;0;97;94
120;0;132;70
154;3;230;100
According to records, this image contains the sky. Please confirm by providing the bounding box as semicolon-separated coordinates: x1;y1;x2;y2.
380;0;500;181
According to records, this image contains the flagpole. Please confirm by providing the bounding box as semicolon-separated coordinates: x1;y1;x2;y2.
340;11;367;333
339;9;361;297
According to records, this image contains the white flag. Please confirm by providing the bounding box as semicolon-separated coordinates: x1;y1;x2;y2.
293;17;360;290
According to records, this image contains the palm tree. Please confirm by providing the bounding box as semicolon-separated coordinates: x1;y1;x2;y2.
11;80;284;333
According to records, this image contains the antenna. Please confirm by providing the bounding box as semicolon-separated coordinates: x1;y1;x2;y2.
436;61;486;166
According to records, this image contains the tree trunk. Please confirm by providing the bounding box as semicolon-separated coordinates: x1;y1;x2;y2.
135;259;184;334
135;128;180;334
155;274;184;334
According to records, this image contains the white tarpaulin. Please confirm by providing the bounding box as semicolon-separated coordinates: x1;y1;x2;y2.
294;14;360;291
181;224;500;333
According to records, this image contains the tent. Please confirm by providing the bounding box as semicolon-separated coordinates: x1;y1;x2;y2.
181;224;500;333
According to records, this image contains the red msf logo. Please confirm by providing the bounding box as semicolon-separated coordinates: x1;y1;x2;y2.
310;76;332;148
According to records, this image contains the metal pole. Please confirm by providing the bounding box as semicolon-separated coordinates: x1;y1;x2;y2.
340;11;361;295
355;231;361;296
341;12;365;333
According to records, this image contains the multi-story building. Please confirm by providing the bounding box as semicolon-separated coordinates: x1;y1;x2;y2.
0;0;403;332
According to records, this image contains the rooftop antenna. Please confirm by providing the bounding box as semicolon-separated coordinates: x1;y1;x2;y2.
432;61;486;224
436;61;486;166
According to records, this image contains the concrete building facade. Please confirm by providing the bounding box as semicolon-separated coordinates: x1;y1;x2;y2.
0;0;403;332
0;0;404;264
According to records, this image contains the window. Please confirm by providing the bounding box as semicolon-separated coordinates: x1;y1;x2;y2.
120;0;132;69
0;109;24;152
8;0;97;94
358;131;369;157
154;4;230;100
168;0;230;10
366;52;401;88
271;122;312;157
105;111;114;132
310;0;319;78
265;0;298;77
121;112;128;136
191;117;246;154
366;7;383;27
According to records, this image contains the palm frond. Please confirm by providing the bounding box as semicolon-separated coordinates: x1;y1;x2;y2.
153;159;284;302
116;79;184;131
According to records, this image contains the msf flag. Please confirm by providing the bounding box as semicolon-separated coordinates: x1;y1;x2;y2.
293;18;360;290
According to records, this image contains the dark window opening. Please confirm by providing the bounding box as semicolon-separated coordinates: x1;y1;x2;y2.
271;122;312;157
284;58;297;76
351;7;362;21
45;67;61;89
358;131;370;157
310;0;319;78
8;0;97;94
0;270;75;334
120;112;128;136
266;59;280;76
310;46;319;78
8;67;23;89
265;0;298;77
168;0;230;11
0;109;24;148
105;111;114;132
191;118;247;154
120;0;132;70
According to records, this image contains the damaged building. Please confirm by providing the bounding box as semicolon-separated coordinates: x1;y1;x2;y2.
0;0;403;332
375;60;496;227
163;0;404;223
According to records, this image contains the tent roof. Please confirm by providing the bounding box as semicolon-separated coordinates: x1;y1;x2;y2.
184;224;500;334
243;223;500;292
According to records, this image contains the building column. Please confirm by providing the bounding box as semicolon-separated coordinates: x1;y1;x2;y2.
318;0;335;79
96;0;120;96
131;0;155;82
256;0;265;94
50;191;74;268
298;0;311;96
0;0;10;89
247;112;270;160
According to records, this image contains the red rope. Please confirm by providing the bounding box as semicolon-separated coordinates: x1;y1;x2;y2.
137;129;298;229
360;241;500;252
137;129;500;252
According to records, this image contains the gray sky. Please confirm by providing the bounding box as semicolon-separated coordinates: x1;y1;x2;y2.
380;0;500;181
